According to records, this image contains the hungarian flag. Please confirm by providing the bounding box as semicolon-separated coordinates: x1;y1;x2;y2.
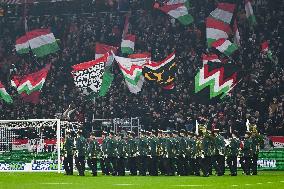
95;43;118;59
11;64;51;104
202;54;221;65
194;62;241;103
0;81;12;103
72;54;108;96
128;52;151;59
245;0;257;26
115;55;148;94
121;34;135;55
143;52;176;89
156;0;194;25
15;29;59;57
261;41;274;62
206;2;238;56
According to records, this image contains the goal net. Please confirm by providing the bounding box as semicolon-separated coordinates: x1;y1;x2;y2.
0;119;61;172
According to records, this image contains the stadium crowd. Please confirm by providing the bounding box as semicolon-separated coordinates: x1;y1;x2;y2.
0;0;283;136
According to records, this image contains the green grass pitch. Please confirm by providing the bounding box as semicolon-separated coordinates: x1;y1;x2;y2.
0;171;284;189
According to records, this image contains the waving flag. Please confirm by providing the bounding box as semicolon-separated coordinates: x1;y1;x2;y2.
15;29;59;57
95;43;118;60
72;54;108;96
121;34;136;55
115;55;148;94
206;2;238;56
233;19;241;46
202;54;221;65
245;0;257;26
0;81;12;103
11;64;50;104
194;62;241;103
143;52;176;89
156;0;194;25
261;41;275;62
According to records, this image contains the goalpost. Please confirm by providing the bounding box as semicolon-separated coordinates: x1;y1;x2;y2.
0;119;62;173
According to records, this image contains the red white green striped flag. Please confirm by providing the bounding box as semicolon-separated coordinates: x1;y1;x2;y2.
0;81;12;103
114;55;148;94
128;52;151;59
11;64;50;104
245;0;257;26
121;34;136;55
15;29;59;57
211;39;238;57
202;54;221;64
261;41;274;62
95;43;118;59
206;2;238;56
156;0;194;25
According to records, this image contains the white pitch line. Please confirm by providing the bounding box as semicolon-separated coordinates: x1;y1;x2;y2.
267;182;273;184
174;185;208;187
40;183;73;185
280;181;284;183
113;184;135;186
256;183;263;185
231;185;238;187
245;184;252;186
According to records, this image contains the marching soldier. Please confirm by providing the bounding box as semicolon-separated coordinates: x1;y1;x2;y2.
126;131;138;176
87;132;100;176
148;130;159;176
63;130;74;175
227;131;240;176
75;130;87;176
116;132;127;176
100;131;108;175
212;129;226;176
241;131;253;175
195;134;202;176
105;131;117;176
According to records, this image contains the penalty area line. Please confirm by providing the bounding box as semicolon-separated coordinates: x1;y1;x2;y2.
173;185;209;187
113;184;136;186
40;183;73;185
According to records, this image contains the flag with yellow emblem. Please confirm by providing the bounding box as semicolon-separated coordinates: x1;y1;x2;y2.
143;52;176;89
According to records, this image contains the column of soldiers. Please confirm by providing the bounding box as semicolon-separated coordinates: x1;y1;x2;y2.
62;127;263;176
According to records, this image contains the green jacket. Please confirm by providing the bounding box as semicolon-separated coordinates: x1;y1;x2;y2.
64;137;74;156
149;136;159;156
76;136;87;157
178;136;187;156
87;139;100;158
202;135;214;157
101;137;108;156
214;135;226;155
117;139;127;157
227;137;240;156
126;138;138;157
185;137;196;158
251;135;263;154
242;138;253;157
164;137;175;158
138;136;149;156
106;137;117;157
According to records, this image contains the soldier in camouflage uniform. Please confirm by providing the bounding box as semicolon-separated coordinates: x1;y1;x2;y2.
195;134;202;176
172;131;179;175
126;131;138;176
87;132;100;176
116;132;127;176
241;131;253;175
105;131;117;176
148;130;159;176
226;131;240;176
63;131;74;175
75;130;87;176
212;129;226;176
